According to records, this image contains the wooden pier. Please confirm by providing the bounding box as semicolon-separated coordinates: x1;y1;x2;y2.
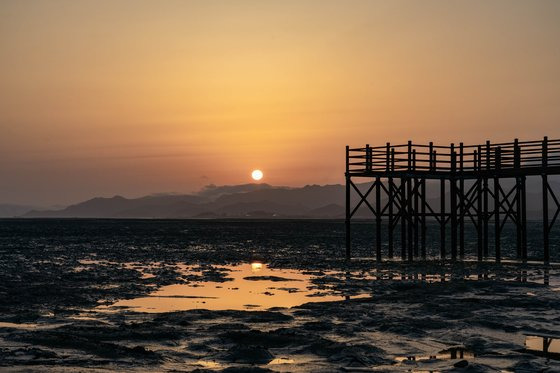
345;137;560;263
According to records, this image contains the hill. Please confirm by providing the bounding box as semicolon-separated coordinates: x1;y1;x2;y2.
21;179;560;219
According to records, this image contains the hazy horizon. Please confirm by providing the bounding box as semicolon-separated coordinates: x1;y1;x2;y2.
2;0;560;206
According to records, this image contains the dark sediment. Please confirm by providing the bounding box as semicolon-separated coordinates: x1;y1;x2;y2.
0;219;559;371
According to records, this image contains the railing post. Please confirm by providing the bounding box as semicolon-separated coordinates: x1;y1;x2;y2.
486;140;491;170
386;142;390;171
366;144;372;172
408;140;412;171
514;138;520;169
429;142;434;171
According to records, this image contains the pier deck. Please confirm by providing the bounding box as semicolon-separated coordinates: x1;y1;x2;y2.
345;137;560;263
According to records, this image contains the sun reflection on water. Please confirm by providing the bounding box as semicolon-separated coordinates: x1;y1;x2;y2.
103;263;369;312
251;262;263;272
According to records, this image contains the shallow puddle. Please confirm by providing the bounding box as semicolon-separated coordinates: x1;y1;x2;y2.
0;322;66;330
106;263;369;312
99;261;560;313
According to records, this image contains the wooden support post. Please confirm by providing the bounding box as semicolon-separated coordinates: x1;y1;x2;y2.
440;178;446;259
421;178;427;259
400;177;406;260
476;148;483;261
401;178;407;261
459;143;465;259
345;146;351;260
389;147;395;259
375;176;382;262
407;176;413;262
406;141;412;261
514;139;522;259
413;150;419;257
543;136;549;263
388;177;394;259
451;145;457;261
521;175;527;261
484;140;490;258
414;177;419;257
483;178;489;258
477;181;483;261
494;147;501;263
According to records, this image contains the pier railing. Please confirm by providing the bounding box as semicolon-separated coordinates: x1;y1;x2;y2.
347;137;560;176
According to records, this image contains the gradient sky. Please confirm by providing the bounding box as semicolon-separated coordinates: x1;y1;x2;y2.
1;0;560;206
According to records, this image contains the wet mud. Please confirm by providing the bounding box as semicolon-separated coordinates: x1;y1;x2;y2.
1;219;559;371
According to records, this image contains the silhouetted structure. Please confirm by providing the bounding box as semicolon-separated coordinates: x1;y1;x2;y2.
345;137;560;263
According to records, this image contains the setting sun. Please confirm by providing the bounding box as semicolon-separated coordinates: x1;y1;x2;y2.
251;170;263;181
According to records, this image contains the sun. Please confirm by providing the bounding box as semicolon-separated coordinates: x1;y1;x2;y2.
251;169;263;181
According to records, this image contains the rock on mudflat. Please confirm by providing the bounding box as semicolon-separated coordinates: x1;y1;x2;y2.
223;345;274;364
454;359;469;368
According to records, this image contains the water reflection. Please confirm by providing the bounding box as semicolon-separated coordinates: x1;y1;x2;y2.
0;322;65;330
395;346;474;363
106;263;369;312
96;261;558;313
525;334;560;359
268;357;296;365
335;267;557;286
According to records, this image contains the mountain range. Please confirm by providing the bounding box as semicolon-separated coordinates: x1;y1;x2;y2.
4;179;559;219
21;184;347;219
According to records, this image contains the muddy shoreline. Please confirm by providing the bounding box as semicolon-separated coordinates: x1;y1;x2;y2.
1;220;559;371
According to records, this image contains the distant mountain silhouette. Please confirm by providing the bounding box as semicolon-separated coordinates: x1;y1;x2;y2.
22;184;348;218
0;204;38;218
20;179;560;219
197;183;278;198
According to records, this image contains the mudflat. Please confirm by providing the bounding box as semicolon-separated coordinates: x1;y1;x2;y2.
0;219;559;372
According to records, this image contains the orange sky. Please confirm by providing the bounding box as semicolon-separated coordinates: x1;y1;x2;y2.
1;0;560;206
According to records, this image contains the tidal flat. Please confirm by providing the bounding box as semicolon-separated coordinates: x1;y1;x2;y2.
0;219;559;372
